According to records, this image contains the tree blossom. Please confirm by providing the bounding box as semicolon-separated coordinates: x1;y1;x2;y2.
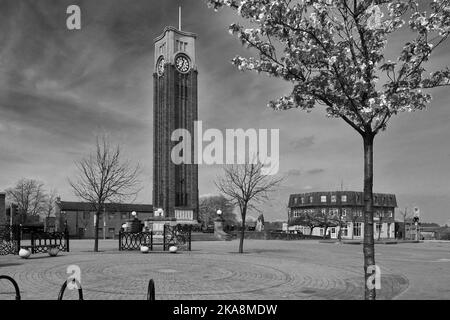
206;0;450;301
206;0;450;135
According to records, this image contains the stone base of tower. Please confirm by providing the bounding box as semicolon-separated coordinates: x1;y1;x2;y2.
141;216;199;232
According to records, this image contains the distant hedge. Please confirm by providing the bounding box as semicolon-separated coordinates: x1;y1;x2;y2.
229;231;324;240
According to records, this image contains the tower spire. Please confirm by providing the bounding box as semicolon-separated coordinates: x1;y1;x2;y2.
178;6;182;30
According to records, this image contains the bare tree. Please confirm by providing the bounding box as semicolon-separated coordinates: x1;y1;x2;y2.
400;207;410;240
305;211;319;236
43;189;58;219
199;195;237;230
42;189;58;231
315;210;339;239
6;178;46;224
68;136;142;252
215;162;282;253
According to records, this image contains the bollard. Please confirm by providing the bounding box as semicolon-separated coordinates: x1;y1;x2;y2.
57;279;83;300
0;275;21;300
147;279;155;301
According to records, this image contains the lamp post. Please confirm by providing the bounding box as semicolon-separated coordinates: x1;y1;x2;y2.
216;209;223;227
103;217;106;240
103;206;106;240
214;209;226;239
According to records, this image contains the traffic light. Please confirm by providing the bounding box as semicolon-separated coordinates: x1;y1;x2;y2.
413;216;419;224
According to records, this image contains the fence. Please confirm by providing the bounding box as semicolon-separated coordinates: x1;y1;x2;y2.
26;230;70;253
119;224;191;251
0;224;69;255
0;225;21;255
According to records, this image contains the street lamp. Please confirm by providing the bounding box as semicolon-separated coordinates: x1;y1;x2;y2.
216;209;222;216
155;208;164;217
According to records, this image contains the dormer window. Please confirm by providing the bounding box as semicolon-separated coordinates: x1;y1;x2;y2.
341;195;347;202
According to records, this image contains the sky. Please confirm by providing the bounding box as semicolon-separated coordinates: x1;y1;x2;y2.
0;0;449;224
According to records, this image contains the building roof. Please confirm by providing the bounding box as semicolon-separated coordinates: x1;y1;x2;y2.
57;201;153;213
289;191;397;208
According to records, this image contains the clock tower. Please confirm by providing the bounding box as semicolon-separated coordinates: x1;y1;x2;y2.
153;26;199;223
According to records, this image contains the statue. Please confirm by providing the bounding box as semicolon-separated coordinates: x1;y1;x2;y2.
256;214;265;232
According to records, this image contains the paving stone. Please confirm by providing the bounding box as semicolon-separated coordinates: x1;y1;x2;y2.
0;240;448;300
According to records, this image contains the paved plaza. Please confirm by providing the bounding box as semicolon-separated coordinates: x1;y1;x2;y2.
1;240;449;300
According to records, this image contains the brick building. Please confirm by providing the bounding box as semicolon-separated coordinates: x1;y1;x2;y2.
55;200;153;239
288;191;397;239
152;26;199;223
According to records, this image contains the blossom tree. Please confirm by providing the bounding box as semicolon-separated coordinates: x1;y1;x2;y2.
206;0;450;299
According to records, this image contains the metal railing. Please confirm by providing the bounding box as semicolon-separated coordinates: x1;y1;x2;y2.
119;224;191;251
0;275;155;300
57;279;83;300
147;279;155;301
0;275;21;300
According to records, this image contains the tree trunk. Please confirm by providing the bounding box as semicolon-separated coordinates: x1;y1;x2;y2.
239;207;246;253
94;210;100;252
351;220;355;239
403;215;407;240
363;134;376;300
377;218;382;241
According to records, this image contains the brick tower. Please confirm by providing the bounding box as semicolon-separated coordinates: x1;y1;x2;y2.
152;26;199;223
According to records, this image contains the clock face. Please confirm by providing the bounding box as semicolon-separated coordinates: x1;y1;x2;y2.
175;55;190;73
157;57;165;76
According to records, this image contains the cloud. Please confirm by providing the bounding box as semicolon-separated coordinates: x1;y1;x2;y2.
0;152;29;164
307;168;325;175
285;169;302;177
0;0;449;224
290;135;315;150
